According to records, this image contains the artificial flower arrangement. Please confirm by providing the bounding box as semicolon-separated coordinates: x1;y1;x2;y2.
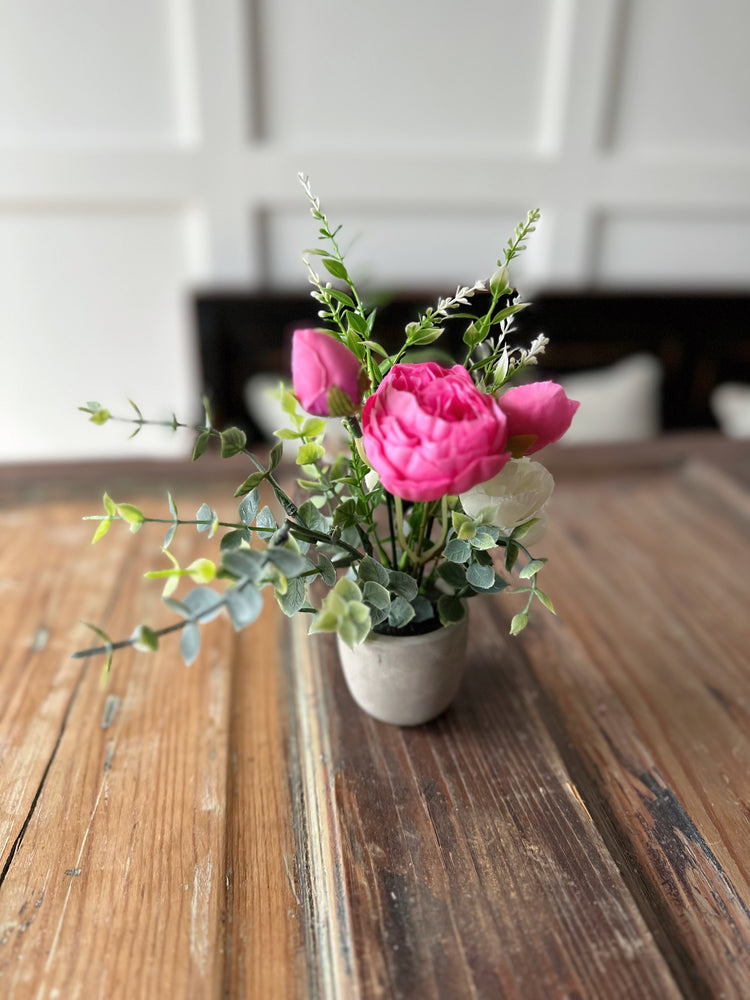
75;175;578;678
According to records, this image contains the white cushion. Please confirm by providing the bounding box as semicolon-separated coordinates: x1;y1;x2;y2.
558;353;663;445
710;382;750;438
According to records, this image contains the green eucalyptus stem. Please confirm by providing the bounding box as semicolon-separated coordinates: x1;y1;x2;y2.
84;514;247;531
416;496;450;566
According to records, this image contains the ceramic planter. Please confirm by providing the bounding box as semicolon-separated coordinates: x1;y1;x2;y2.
336;617;469;726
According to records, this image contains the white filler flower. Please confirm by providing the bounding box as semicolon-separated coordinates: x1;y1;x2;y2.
460;457;554;546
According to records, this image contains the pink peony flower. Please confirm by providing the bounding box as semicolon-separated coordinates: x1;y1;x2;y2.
362;363;511;502
291;328;362;416
497;381;579;456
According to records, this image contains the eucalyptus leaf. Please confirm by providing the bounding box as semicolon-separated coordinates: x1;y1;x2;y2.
180;623;201;666
437;595;467;626
466;562;496;590
238;489;260;526
276;577;307;617
265;548;311;578
362;580;390;610
358;555;390;587
444;537;471;563
388;597;415;629
221;548;264;580
255;506;277;533
315;553;336;586
218;529;244;552
182;586;224;624
387;570;418;601
438;562;467;589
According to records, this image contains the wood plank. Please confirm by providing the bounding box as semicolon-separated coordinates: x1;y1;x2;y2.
0;487;301;998
223;609;306;998
287;610;683;999
0;499;132;874
521;457;750;997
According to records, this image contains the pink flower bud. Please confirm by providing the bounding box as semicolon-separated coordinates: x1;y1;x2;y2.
497;381;579;456
291;328;362;416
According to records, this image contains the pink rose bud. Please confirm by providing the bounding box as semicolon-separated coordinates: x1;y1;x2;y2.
362;362;510;502
497;381;579;456
291;328;362;416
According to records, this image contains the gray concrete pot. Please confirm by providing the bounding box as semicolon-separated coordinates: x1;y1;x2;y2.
336;617;469;726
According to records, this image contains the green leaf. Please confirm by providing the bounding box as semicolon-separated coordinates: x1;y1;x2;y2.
116;503;145;533
274;427;300;440
535;589;556;614
437;595;467;627
276;577;307;617
222;548;264;581
224;583;263;630
315;553;336;586
438;562;467;589
469;530;497;550
234;471;267;496
182;586;224;624
519;558;547;579
466;562;496;590
301;416;328;437
196;502;218;537
346;311;369;337
362;580;391;610
256;506;277;533
298;499;330;534
103;492;117;516
387;570;418;601
322;257;348;281
504;541;519;572
388;596;415;629
334;577;362;603
411;595;435;623
337;606;371;649
130;624;159;652
490;266;510;295
89;407;111;425
297;441;325;465
238;489;260;526
358;555;390;587
220;426;247;458
220;528;250;551
444;537;471;563
180;623;201;666
510;612;529;635
268;441;284;471
264;548;311;578
193;430;211;461
91;518;112;544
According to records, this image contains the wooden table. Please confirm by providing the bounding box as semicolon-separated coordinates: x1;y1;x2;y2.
1;434;749;998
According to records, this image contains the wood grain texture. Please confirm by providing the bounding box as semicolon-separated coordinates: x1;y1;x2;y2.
287;611;681;999
1;438;749;998
0;487;301;999
522;456;750;998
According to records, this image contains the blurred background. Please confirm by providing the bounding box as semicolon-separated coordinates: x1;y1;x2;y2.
1;0;749;463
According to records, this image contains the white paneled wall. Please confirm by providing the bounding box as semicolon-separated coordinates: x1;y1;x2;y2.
1;0;749;461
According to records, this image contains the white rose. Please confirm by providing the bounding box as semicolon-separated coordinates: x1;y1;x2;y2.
459;458;554;546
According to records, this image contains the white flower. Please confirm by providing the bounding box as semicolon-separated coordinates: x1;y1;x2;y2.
459;458;554;546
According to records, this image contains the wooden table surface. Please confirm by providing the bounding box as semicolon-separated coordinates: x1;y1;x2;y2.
1;433;749;999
